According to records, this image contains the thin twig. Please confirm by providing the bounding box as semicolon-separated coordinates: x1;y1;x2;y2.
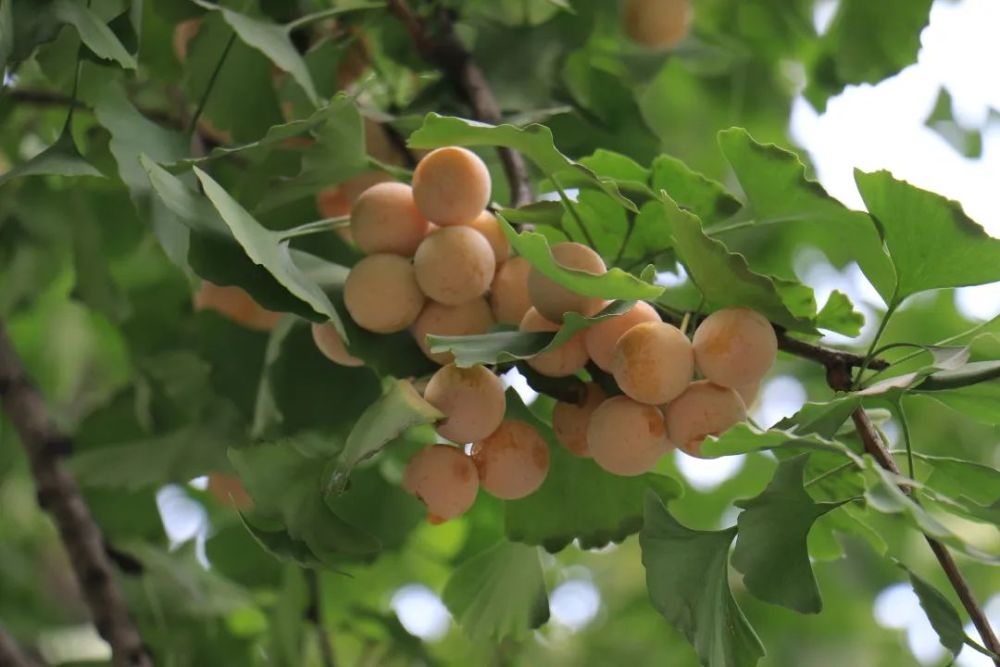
188;32;238;136
305;570;336;667
0;623;44;667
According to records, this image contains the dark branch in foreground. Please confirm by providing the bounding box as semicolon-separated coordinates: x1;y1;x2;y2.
0;324;152;667
386;0;533;206
0;623;44;667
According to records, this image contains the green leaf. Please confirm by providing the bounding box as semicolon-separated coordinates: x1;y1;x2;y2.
855;170;1000;304
917;454;1000;508
442;541;549;642
0;0;63;71
650;154;741;224
903;567;966;657
733;455;847;614
815;290;865;337
640;493;765;667
579;148;649;183
0;125;103;185
53;0;136;69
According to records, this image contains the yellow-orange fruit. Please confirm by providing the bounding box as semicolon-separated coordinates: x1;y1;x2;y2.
317;172;395;217
348;182;428;256
403;445;479;522
344;254;425;333
172;18;202;63
471;421;550;500
489;256;533;325
735;381;760;408
413;226;496;305
412;298;495;365
584;301;661;371
527;242;607;322
552;383;606;457
424;364;506;444
612;321;693;405
207;472;253;510
412;147;491;226
194;282;282;332
692;308;777;389
622;0;692;50
519;307;589;377
587;395;672;476
311;322;363;367
664;380;747;456
466;211;510;263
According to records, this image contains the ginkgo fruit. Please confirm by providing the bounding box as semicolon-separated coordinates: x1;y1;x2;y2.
612;321;693;405
489;256;533;325
403;445;479;522
471;420;550;500
584;300;661;371
412;146;492;226
311;322;363;367
194;281;282;332
552;382;606;457
587;395;672;476
466;210;511;263
349;182;429;256
663;380;747;456
412;298;495;365
424;364;507;444
734;381;760;408
621;0;692;50
344;254;425;333
316;172;395;242
414;226;496;305
527;242;607;322
519;307;589;377
692;307;777;389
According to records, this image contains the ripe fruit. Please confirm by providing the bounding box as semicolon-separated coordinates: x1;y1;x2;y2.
349;182;429;256
344;254;425;333
692;308;777;389
489;256;533;325
664;380;747;456
403;445;479;522
424;364;507;444
471;421;550;500
584;301;661;371
412;298;495;365
207;472;253;510
552;383;606;457
311;322;363;367
466;211;511;263
587;396;672;476
519;307;589;377
194;281;282;332
414;226;496;305
412;146;492;226
612;321;693;405
735;381;760;408
621;0;692;50
527;242;607;322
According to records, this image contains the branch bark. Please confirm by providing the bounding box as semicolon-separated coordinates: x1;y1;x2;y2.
0;324;152;667
0;623;45;667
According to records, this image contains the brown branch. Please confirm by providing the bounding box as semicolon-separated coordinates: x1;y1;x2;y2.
0;324;152;667
386;0;533;206
0;623;45;667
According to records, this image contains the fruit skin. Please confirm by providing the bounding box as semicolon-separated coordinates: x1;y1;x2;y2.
316;172;395;243
584;301;661;371
403;445;479;521
663;380;747;456
412;146;492;226
527;242;607;323
612;321;693;405
519;307;589;378
490;256;533;325
311;322;364;367
621;0;692;50
471;421;550;500
414;226;496;306
424;364;507;444
349;182;429;256
587;395;672;476
466;210;511;263
552;382;606;457
692;308;777;389
412;298;495;365
344;254;425;333
194;281;282;332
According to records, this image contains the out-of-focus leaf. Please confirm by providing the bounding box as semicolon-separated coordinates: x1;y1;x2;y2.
0;126;103;185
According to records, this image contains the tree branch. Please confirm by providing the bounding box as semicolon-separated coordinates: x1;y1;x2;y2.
0;623;45;667
0;324;152;667
386;0;533;206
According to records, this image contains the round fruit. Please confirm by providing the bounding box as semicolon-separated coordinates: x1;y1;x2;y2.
311;322;363;367
489;256;533;325
471;421;550;500
412;298;495;365
621;0;692;50
344;254;425;333
349;182;429;256
412;146;492;226
664;380;747;456
552;382;606;457
612;321;693;405
692;308;777;389
735;381;760;408
587;395;672;476
424;364;507;444
194;281;282;332
466;211;511;263
414;226;496;305
519;307;589;377
584;301;661;371
403;445;479;522
527;242;607;322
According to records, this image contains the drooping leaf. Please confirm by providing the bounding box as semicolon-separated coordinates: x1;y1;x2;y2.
903;567;967;658
53;0;136;69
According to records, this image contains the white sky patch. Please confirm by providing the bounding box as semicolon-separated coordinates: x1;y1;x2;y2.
502;366;539;405
550;579;601;632
391;584;451;641
752;375;808;429
674;451;745;492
